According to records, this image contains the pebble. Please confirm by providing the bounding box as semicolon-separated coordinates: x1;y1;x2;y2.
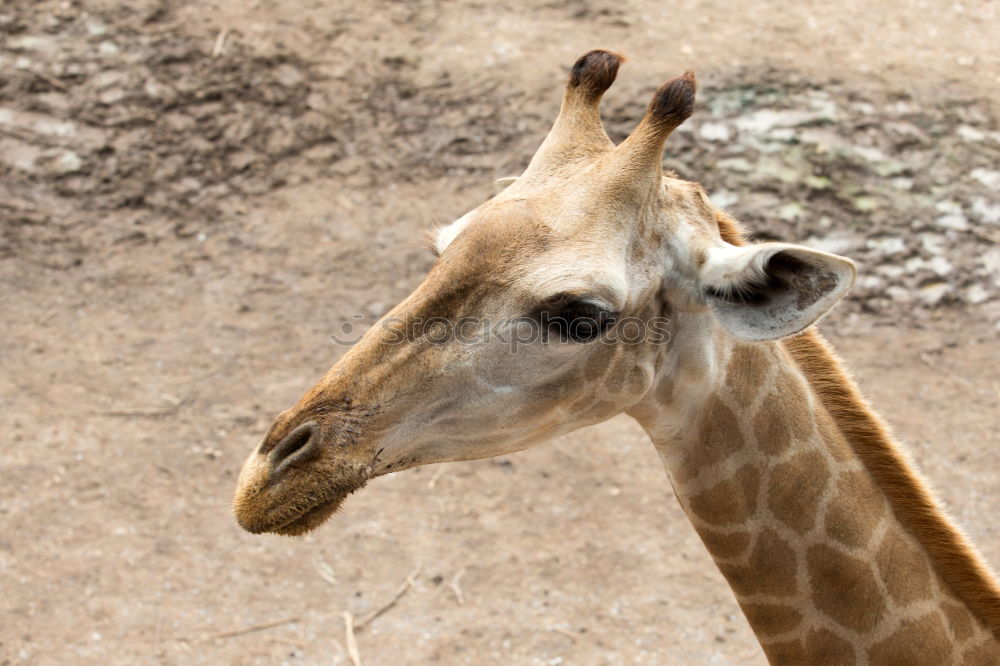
710;189;739;208
51;150;82;174
927;256;953;276
957;125;986;141
936;213;969;231
919;233;945;254
971;197;1000;225
965;284;990;304
866;236;907;256
918;282;951;305
971;168;1000;190
97;41;120;56
699;122;732;142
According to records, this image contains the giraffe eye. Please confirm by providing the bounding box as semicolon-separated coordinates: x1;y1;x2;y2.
538;298;616;342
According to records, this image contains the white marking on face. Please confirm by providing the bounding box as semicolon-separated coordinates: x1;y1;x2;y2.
435;211;476;254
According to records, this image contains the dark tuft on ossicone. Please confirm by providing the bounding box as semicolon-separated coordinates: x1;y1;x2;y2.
568;49;625;101
648;71;697;129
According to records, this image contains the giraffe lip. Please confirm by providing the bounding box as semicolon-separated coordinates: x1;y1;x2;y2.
267;494;347;536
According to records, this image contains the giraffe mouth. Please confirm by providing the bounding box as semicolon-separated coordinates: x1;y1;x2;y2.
233;456;372;537
267;494;348;536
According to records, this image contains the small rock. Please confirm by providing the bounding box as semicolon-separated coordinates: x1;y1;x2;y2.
971;168;1000;190
86;20;109;36
806;175;832;190
858;275;884;290
980;248;1000;281
710;189;739;208
51;150;83;174
99;88;126;105
778;202;805;221
228;150;260;171
853;145;889;163
866;236;906;256
919;233;945;254
303;142;339;162
918;282;950;305
804;233;858;254
926;256;953;276
964;284;990;304
717;157;752;173
971;197;1000;225
877;264;906;279
736;109;829;134
0;136;42;172
936;213;969;231
699;121;731;142
957;125;986;142
275;63;305;87
886;286;912;303
8;35;57;51
852;196;879;212
98;41;120;56
935;200;963;214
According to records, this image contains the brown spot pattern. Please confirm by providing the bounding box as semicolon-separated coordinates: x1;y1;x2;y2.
688;464;760;527
760;639;807;663
868;612;953;665
875;528;935;606
767;449;829;534
807;544;886;633
943;600;975;642
698;527;752;560
726;344;771;407
824;469;886;548
804;627;857;664
740;602;803;636
961;637;1000;665
683;398;745;480
752;396;795;456
721;529;798;598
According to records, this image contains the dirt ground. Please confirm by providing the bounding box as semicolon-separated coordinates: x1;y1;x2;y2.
2;1;999;664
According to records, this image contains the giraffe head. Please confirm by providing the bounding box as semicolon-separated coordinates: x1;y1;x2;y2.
233;50;855;536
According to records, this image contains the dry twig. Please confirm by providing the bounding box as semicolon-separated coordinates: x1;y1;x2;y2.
342;611;362;666
427;467;445;489
313;557;337;586
206;615;299;641
450;568;466;606
211;28;230;57
31;68;68;90
355;567;421;631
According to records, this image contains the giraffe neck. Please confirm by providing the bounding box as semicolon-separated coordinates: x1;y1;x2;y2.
630;322;1000;664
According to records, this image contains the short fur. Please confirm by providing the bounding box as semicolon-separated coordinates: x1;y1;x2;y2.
648;72;697;130
568;49;624;101
715;210;1000;640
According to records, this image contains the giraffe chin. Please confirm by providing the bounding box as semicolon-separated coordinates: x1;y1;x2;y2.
267;494;348;536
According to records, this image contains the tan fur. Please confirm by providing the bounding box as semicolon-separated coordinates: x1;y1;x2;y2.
783;329;1000;641
715;208;1000;640
233;50;1000;660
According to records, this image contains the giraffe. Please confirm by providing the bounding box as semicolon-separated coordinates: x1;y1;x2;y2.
233;50;1000;663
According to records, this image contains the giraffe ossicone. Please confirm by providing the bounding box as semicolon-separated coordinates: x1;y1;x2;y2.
234;50;1000;663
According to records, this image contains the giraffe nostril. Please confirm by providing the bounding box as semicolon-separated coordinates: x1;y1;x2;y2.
268;421;320;476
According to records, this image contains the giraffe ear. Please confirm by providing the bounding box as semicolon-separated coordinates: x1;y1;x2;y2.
701;243;856;341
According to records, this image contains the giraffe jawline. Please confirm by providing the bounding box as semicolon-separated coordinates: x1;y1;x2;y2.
269;494;347;536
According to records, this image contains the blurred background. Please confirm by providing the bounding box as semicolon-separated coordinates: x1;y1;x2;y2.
2;1;999;664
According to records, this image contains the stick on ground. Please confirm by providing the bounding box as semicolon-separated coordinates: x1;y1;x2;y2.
206;616;299;641
356;567;421;631
342;611;362;666
450;568;466;606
